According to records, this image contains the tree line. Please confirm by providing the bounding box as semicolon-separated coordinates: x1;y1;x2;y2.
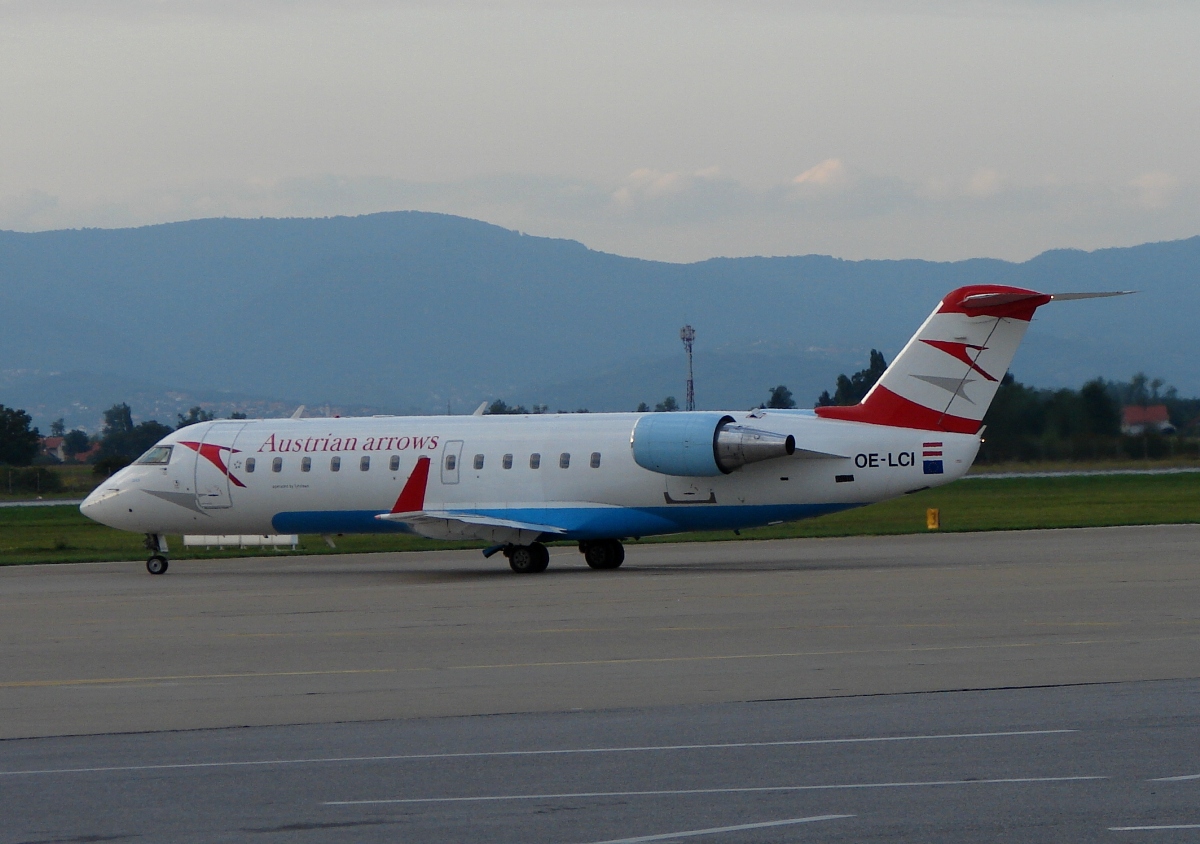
0;402;245;480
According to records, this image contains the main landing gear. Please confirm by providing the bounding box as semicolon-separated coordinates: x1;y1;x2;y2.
505;542;550;574
580;539;625;570
144;533;169;575
494;538;625;574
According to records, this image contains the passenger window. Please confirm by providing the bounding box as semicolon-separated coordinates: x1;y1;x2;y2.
245;457;256;473
360;455;370;471
301;456;311;472
389;455;400;472
559;452;570;469
446;454;457;471
272;457;282;473
473;454;484;470
529;453;541;469
330;456;341;472
502;453;513;469
590;452;601;468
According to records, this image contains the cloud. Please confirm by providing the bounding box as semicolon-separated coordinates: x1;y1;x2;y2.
612;167;724;205
1129;170;1176;209
965;168;1003;197
792;158;846;187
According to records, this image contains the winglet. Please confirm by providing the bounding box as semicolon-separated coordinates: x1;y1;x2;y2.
473;401;489;416
390;456;431;514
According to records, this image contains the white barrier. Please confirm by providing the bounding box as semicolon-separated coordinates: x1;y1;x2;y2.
183;535;299;550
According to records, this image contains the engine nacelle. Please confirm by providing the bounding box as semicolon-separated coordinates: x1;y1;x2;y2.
631;412;796;476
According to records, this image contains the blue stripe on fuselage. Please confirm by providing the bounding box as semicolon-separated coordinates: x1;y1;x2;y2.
271;503;860;540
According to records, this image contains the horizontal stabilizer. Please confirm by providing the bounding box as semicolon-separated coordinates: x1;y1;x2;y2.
1049;291;1135;301
376;509;567;535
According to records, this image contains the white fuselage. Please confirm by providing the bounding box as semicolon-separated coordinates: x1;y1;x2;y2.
81;409;979;544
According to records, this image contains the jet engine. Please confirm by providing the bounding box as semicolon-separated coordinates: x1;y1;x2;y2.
631;412;796;477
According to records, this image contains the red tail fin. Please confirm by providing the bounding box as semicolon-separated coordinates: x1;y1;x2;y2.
814;285;1052;434
391;456;431;513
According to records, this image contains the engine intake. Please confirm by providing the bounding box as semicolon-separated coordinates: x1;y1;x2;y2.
631;412;796;477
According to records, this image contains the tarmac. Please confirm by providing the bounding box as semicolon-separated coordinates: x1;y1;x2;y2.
2;525;1199;841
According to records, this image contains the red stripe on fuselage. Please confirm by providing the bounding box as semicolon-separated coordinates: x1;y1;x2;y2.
814;386;981;434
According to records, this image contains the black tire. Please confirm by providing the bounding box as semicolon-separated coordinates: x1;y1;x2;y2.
530;542;550;573
585;539;624;570
509;544;549;574
146;555;169;575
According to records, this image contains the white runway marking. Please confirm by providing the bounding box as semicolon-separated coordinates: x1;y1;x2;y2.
1151;774;1200;782
324;775;1106;805
0;729;1073;778
1110;824;1200;831
581;814;854;844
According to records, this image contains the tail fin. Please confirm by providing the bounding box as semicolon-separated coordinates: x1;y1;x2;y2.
815;285;1054;434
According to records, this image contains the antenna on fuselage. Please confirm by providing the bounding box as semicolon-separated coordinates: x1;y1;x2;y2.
680;325;696;412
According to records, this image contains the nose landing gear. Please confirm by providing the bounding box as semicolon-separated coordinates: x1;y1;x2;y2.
144;533;169;575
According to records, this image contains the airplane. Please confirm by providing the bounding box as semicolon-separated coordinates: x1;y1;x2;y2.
80;285;1127;575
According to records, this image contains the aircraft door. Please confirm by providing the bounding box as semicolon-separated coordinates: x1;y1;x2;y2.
440;439;463;485
194;422;248;509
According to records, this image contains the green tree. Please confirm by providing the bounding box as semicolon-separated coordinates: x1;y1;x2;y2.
636;402;650;412
229;411;248;419
654;396;679;412
0;405;40;466
1079;378;1120;437
103;403;135;437
50;418;66;437
98;403;172;462
177;406;214;428
765;385;795;409
486;399;529;415
816;350;888;406
63;429;90;457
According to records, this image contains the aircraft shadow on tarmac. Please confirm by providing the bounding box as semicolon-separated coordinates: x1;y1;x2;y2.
158;553;962;583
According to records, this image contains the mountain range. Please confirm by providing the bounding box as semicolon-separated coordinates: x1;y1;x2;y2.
1;212;1195;431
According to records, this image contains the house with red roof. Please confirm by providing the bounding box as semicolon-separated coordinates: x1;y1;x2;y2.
1121;405;1175;436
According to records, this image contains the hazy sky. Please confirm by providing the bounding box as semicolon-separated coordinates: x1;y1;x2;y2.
2;1;1198;261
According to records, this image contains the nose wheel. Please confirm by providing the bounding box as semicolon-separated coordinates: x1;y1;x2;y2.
144;533;170;575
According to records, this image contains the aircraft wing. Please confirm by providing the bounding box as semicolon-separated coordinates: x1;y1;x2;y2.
375;510;568;535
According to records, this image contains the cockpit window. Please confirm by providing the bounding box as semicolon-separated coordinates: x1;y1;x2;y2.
136;446;173;465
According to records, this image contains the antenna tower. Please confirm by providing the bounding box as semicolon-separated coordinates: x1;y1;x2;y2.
680;325;696;411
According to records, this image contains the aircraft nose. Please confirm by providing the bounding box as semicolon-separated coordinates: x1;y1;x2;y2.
80;484;127;528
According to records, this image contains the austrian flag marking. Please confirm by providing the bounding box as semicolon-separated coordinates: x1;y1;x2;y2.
922;441;944;475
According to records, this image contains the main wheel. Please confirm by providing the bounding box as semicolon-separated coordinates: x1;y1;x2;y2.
146;555;169;575
584;539;625;570
508;543;549;574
